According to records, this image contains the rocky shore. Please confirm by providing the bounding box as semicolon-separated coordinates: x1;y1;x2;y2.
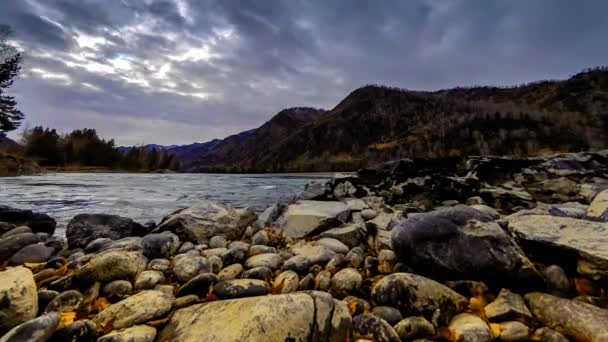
2;150;608;341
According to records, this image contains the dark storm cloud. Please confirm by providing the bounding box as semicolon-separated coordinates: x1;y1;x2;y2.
2;0;608;145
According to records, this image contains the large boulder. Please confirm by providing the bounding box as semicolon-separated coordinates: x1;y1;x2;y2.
154;201;256;244
0;312;60;342
277;200;351;239
0;267;38;334
506;214;608;279
0;233;40;262
157;291;351;341
94;290;174;330
525;292;608;341
392;206;541;287
0;206;56;235
66;214;149;249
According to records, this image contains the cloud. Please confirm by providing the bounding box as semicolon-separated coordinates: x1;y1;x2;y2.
3;0;608;145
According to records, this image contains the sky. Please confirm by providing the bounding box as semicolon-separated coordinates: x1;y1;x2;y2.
1;0;607;146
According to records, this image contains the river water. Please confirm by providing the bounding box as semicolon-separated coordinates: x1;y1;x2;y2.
0;172;334;237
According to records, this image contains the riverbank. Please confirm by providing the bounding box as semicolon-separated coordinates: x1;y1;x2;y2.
1;150;608;341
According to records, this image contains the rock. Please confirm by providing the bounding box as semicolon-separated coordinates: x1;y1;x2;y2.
0;312;59;342
326;254;347;271
272;270;299;294
172;255;210;283
290;243;336;266
278;200;350;239
251;230;269;246
154;201;256;244
314;238;349;254
343;296;370;316
147;258;171;274
256;203;284;228
532;327;569;342
361;209;377;220
352;314;400;342
507;214;608;280
66;214;149;249
134;270;165;290
75;251;147;284
209;235;228;249
99;237;143;252
141;233;179;259
207;255;221;273
346;247;365;268
176;273;218;297
448;313;493;342
484;288;533;324
0;267;38;334
298;273;315;291
377;249;397;274
1;226;31;239
394;316;436;340
102;280;133;300
50;319;98;341
44;290;83;313
0;205;56;235
175;295;200;309
0;233;40;262
97;325;157;342
37;290;59;315
158;291;350;341
498;321;530;341
587;189;608;220
94;290;174;330
319;224;366;248
248;245;277;256
371;306;402;325
177;241;195;254
217;263;243;280
84;238;113;253
543;265;570;296
331;268;362;299
445;280;489;298
228;240;250;250
393;207;541;287
8;243;55;265
213;279;270;299
221;246;248;266
371;273;468;326
242;266;273;281
244;253;282;270
525;292;608;341
315;270;332;291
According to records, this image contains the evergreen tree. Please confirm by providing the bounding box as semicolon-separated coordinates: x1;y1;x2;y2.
0;25;24;132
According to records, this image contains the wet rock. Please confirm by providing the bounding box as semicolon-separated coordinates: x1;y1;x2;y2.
533;327;569;342
315;238;349;254
84;238;112;253
319;223;366;248
244;253;282;270
47;274;74;292
498;321;530;341
1;226;31;239
98;325;156;342
363;256;378;275
543;265;570;296
298;273;315;291
0;205;56;235
158;291;350;341
525;292;608;341
371;306;402;325
272;270;299;294
44;290;83;313
147;258;171;274
172;254;210;283
315;270;332;291
217;263;243;280
220;246;248;266
448;313;493;342
346;247;365;268
372;273;468;326
80;282;101;308
103;280;132;300
248;245;276;256
0;233;40;262
94;290;174;330
176;273;218;297
331;268;362;299
343;296;370;316
0;312;59;342
393;316;436;340
209;235;228;249
141;233;179;259
37;290;59;315
66;214;149;249
587;189;608;220
49;319;98;342
213;279;270;299
278;200;350;239
0;267;38;334
378;250;397;274
75;251;147;284
242;266;272;281
134;270;165;290
251;230;269;246
484;288;533;324
282;255;312;273
154;200;256;244
352;314;400;342
8;243;55;265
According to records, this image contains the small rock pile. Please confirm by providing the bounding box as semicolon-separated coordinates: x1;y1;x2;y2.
2;150;608;341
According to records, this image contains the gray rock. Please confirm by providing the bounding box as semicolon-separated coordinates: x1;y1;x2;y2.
445;280;489;298
525;292;608;341
102;280;133;300
141;233;179;259
331;268;362;299
202;247;227;258
154;201;257;244
361;208;378;220
8;243;55;265
50;319;98;341
208;255;223;273
315;270;332;291
498;321;530;341
244;253;282;270
157;291;351;341
99;237;143;252
220;246;248;266
134;270;165;290
256;203;284;228
44;290;83;313
372;273;468;326
0;206;56;235
242;266;272;281
66;213;149;249
37;290;59;315
374;229;393;251
484;288;533;324
345;247;365;268
448;313;493;342
371;306;402;325
228;241;250;250
296;181;329;201
314;237;350;254
75;251;148;283
94;290;174;330
587;189;608;220
177;241;195;254
543;265;570;296
326;254;347;271
272;270;299;294
176;273;218;297
278;200;350;239
290;242;336;266
533;327;569;342
217;263;243;280
209;235;228;249
172;254;210;283
251;230;269;246
319;223;366;248
352;314;400;342
393;316;436;340
0;267;38;334
0;313;59;342
213;279;270;299
84;238;113;253
248;245;277;256
98;325;157;342
378;249;397;274
0;226;31;239
147;258;171;274
0;233;40;262
297;273;315;291
175;295;200;309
